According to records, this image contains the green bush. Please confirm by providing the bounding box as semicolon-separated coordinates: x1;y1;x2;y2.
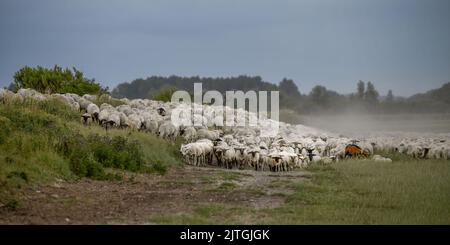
56;132;146;178
68;150;105;179
152;87;179;102
13;65;107;95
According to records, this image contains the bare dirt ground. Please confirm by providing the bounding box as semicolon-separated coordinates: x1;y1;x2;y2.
0;166;309;224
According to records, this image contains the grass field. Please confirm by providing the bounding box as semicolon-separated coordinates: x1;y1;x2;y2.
149;159;450;225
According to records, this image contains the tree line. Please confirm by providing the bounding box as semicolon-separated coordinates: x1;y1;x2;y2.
113;76;450;114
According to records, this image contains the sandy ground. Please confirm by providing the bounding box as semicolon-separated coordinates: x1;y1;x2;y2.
0;166;309;224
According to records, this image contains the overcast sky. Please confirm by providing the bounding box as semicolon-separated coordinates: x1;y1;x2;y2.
1;0;449;96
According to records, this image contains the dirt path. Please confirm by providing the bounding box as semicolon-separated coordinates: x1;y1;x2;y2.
0;166;309;224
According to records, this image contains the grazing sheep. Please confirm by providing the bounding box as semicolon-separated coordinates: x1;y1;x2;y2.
197;128;220;141
373;155;393;163
221;147;237;169
17;88;46;101
268;152;283;172
100;103;114;111
0;89;15;103
244;146;261;170
180;139;214;166
345;144;369;158
81;113;91;125
128;114;144;131
158;121;179;140
180;126;197;142
157;107;166;116
181;143;203;166
118;112;130;129
86;103;100;122
82;94;97;101
144;118;159;134
78;98;92;112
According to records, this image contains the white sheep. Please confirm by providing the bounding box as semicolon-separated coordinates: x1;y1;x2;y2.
0;89;15;103
158;121;179;140
78;98;92;112
82;94;97;101
180;126;197;142
128;114;143;131
86;103;100;122
244;146;261;170
144;118;159;134
373;155;393;163
197;128;220;141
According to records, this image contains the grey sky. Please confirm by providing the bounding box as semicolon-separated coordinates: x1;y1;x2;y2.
1;0;449;96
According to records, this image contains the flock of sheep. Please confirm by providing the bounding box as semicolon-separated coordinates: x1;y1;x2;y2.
1;88;449;172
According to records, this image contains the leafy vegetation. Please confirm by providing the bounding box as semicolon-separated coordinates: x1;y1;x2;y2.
152;86;179;102
12;65;107;95
0;98;181;208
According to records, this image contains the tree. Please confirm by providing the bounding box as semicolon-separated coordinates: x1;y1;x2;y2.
386;90;394;103
310;85;329;106
152;87;179;102
357;80;365;100
365;81;379;104
279;78;301;97
279;78;303;110
13;65;106;95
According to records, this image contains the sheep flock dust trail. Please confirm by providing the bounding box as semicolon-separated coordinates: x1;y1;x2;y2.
0;166;309;224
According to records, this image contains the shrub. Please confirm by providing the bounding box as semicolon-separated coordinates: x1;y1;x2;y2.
13;65;107;95
89;135;144;171
68;150;105;179
153;87;178;102
56;132;146;178
150;160;168;175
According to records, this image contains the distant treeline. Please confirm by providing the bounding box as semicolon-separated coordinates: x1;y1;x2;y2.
112;76;450;114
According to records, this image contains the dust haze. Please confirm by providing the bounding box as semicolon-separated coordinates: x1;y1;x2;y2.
281;110;450;136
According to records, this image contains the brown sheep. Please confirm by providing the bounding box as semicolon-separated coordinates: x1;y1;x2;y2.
345;144;370;158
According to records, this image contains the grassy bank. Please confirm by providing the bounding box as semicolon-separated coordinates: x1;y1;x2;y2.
0;98;181;208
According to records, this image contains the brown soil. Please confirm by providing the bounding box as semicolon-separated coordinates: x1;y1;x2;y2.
0;166;309;224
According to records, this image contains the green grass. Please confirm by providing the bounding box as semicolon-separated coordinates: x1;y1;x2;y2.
150;158;450;224
218;171;242;181
0;98;181;208
264;159;450;224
